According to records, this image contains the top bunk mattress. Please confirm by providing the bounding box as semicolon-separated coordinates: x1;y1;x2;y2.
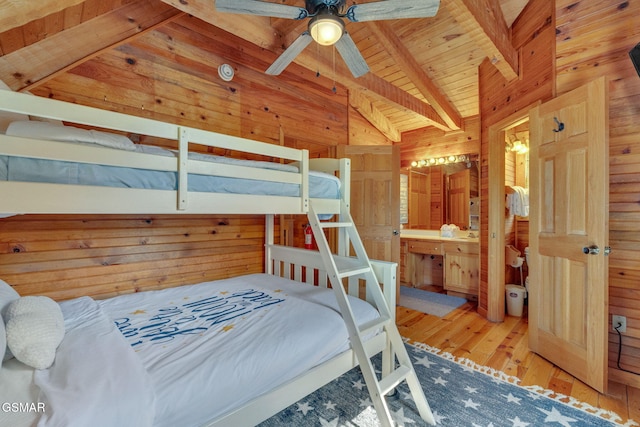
0;152;340;199
0;122;341;200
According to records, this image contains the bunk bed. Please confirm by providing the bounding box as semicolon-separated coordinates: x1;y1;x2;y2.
0;91;433;426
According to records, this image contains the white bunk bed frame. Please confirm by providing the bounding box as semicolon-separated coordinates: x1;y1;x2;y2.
0;91;342;216
0;91;431;426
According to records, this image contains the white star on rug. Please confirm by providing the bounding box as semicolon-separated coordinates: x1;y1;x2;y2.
509;415;530;426
464;385;478;394
433;376;448;386
391;407;415;426
352;379;366;390
472;423;494;427
538;406;577;426
432;410;447;424
440;366;451;374
319;416;339;427
296;401;314;416
360;398;372;408
503;392;522;404
323;401;337;411
462;398;480;409
526;391;543;400
414;355;436;368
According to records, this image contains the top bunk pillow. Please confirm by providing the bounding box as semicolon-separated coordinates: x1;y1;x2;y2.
6;121;136;151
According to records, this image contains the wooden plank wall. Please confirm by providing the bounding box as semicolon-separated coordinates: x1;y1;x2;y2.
554;0;640;386
399;116;480;169
476;0;640;387
0;11;388;301
0;215;268;301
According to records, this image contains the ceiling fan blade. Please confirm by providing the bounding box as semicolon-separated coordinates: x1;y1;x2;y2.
345;0;440;22
266;32;313;75
335;32;370;78
216;0;308;20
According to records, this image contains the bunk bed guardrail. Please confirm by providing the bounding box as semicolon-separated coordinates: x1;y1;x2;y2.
0;91;345;216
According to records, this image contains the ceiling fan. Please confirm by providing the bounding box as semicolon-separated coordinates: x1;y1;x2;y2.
216;0;440;78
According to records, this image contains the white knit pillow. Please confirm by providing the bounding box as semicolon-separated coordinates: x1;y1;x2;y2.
0;279;20;362
5;296;65;369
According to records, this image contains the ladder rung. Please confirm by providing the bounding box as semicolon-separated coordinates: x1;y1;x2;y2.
319;221;353;228
333;255;371;279
337;266;371;279
358;316;391;337
379;365;412;396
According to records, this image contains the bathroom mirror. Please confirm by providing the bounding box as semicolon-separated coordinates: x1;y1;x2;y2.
403;155;479;230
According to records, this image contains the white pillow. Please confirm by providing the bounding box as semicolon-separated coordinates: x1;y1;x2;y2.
6;120;136;151
0;80;29;133
5;296;65;370
0;279;20;361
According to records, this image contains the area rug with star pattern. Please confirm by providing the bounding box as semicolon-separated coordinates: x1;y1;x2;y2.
258;341;634;427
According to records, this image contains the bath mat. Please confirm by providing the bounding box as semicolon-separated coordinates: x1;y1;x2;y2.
399;286;466;317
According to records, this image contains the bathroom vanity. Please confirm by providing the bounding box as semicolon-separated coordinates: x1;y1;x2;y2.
400;230;479;300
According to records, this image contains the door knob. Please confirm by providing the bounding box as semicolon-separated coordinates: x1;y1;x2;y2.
582;245;600;255
393;230;400;236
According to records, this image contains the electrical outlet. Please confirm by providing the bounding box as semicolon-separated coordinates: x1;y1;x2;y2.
612;315;627;333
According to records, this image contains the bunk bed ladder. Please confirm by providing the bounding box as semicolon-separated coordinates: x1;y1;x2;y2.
307;201;435;427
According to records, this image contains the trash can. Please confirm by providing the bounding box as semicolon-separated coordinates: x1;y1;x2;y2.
505;284;526;317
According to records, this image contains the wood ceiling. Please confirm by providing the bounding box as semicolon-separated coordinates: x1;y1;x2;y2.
0;0;530;141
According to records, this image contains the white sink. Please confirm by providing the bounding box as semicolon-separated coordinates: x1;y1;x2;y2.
400;229;479;242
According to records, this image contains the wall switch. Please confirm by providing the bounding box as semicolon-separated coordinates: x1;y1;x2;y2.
612;315;627;333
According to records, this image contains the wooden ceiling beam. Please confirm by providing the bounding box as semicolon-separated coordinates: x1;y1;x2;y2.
357;73;450;131
445;0;519;81
0;1;181;91
368;21;462;131
161;0;280;49
349;89;401;142
0;0;86;34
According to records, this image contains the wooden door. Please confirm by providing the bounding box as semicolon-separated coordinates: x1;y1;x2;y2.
337;145;400;268
448;169;470;228
529;77;609;393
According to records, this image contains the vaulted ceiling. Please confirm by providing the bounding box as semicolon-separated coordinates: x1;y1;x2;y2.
0;0;530;141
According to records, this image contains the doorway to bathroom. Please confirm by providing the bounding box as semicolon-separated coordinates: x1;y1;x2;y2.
486;110;532;323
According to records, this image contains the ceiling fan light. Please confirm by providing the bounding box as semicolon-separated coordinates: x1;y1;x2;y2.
309;14;344;46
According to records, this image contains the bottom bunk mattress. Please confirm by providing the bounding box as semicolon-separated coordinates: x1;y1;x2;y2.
0;273;381;427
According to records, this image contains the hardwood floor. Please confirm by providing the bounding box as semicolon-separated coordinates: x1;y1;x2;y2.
396;294;640;425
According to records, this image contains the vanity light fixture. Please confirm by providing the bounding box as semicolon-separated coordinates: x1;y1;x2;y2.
410;153;473;169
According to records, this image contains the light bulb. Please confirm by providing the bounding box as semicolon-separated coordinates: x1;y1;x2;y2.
309;15;344;46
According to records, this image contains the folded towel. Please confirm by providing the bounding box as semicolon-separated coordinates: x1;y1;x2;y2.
506;186;529;217
440;224;460;238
